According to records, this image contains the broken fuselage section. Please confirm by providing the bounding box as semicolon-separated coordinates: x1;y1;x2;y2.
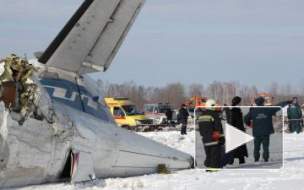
0;61;194;188
1;0;194;187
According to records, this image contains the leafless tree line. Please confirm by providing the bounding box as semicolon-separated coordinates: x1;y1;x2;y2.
96;79;303;110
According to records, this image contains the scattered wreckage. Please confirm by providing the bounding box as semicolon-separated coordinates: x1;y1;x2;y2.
0;55;38;125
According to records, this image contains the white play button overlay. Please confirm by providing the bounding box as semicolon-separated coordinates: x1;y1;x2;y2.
225;123;254;153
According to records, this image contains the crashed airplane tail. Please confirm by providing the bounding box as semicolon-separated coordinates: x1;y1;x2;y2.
39;0;144;74
0;0;194;188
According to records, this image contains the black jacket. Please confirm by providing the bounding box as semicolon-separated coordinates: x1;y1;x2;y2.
179;107;189;124
230;107;248;158
165;109;173;120
287;103;302;119
224;107;232;124
230;108;245;132
198;109;224;144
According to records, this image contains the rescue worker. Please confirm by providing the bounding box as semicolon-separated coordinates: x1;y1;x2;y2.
230;96;248;164
179;104;189;135
287;97;303;134
244;97;290;162
198;99;225;170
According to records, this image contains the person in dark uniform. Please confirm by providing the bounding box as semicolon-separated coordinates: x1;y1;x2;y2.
165;108;173;125
230;96;248;164
287;97;303;134
244;97;290;162
198;99;225;170
179;104;189;135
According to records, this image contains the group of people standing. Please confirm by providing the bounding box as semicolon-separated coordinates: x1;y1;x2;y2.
198;95;297;170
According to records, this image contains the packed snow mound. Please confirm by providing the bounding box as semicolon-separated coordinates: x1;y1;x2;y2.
11;132;304;190
137;131;195;156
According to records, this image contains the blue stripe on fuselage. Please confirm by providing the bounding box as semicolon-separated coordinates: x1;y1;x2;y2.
40;78;109;122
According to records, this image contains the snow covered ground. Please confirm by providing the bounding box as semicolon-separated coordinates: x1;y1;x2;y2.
7;130;304;190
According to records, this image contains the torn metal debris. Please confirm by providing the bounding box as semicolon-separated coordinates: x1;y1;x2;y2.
0;54;40;124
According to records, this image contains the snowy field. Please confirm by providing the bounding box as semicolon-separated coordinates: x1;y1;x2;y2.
6;129;304;190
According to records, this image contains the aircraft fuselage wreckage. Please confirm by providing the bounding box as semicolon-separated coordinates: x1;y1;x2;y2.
0;0;194;188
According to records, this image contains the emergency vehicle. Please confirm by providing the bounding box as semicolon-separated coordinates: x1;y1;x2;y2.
105;97;152;129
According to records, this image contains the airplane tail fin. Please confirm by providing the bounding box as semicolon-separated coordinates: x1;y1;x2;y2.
39;0;145;74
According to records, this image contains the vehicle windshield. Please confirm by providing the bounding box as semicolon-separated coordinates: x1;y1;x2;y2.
158;106;172;113
122;105;141;115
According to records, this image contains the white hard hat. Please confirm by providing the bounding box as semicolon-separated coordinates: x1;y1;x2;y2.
206;99;216;110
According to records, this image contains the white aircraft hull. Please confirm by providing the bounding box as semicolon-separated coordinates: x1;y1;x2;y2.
0;0;193;188
0;79;193;188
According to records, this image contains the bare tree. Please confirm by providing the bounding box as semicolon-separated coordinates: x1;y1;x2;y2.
165;83;187;108
280;84;293;98
299;78;304;95
221;82;239;105
268;82;279;104
208;81;223;102
188;83;204;97
94;78;303;109
96;79;110;98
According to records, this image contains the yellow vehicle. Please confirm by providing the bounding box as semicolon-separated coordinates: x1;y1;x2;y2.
104;97;152;129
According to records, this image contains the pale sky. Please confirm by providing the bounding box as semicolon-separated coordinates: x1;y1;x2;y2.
0;0;303;92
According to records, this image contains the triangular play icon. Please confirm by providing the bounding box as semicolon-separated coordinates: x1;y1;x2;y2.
225;123;254;153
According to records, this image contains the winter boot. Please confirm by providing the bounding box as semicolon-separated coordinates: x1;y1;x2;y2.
254;158;259;162
239;158;245;164
264;158;269;162
228;159;234;165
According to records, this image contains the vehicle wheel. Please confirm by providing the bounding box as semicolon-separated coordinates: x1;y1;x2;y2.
121;125;131;130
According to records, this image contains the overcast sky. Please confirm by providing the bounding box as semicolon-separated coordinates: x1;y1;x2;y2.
0;0;303;92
